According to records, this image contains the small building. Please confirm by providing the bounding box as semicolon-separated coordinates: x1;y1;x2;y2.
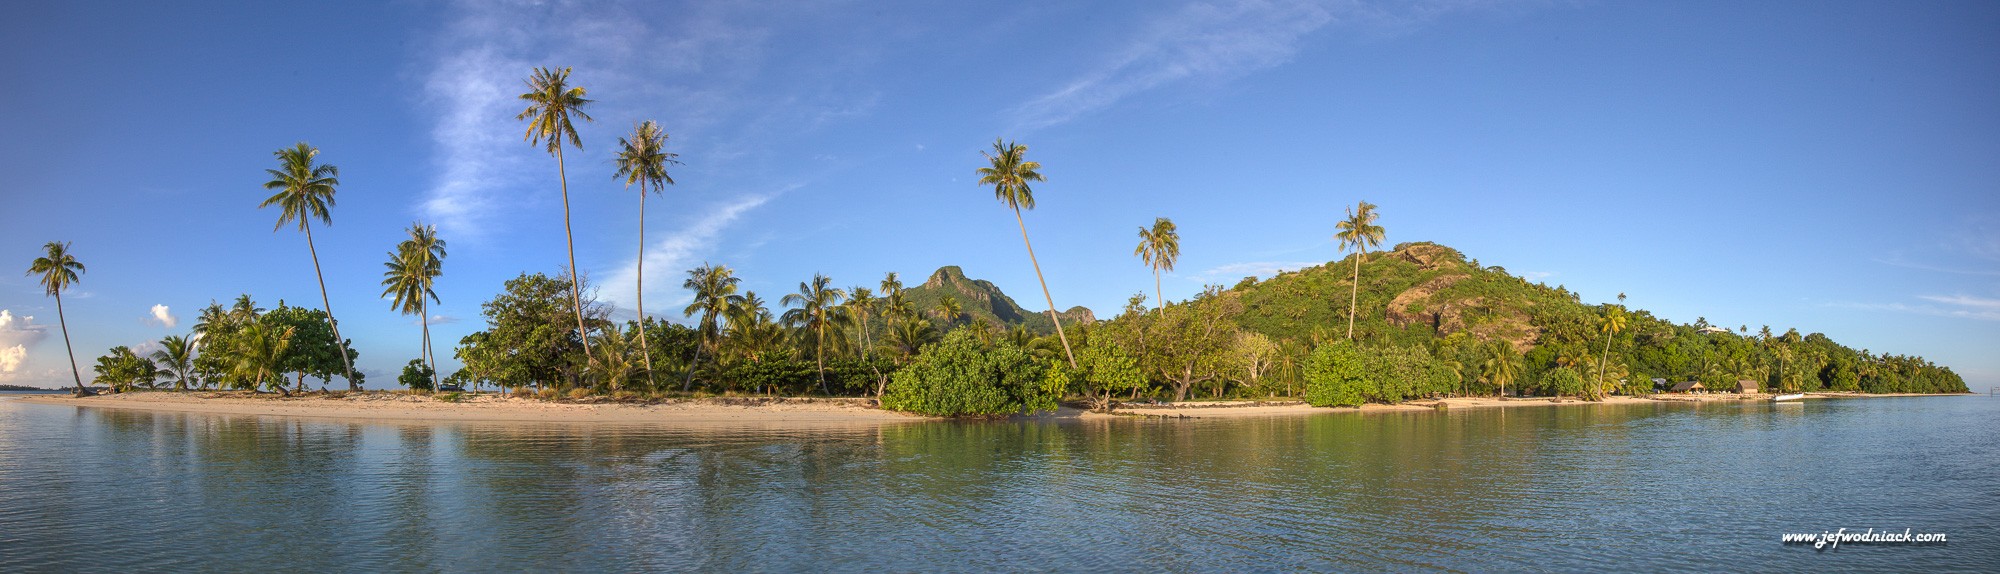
1651;378;1670;391
1670;381;1705;393
1696;326;1732;335
1734;379;1759;394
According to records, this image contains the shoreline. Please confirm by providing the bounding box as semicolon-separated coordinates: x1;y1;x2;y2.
11;390;1972;425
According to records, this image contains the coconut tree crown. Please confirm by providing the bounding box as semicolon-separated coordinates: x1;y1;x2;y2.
615;120;680;191
1135;217;1181;273
517;66;594;154
260;143;339;231
976;138;1045;211
28;241;84;295
1335;201;1385;255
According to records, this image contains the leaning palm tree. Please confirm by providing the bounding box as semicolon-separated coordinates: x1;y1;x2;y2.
26;241;91;396
1594;306;1628;399
781;273;849;395
261;143;359;389
976;138;1076;368
1134;217;1180;314
1333;201;1385;340
613;119;682;389
380;226;444;390
516;66;597;362
680;263;741;392
151;335;198;392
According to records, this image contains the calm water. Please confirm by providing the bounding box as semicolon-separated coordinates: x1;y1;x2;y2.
1;395;1993;572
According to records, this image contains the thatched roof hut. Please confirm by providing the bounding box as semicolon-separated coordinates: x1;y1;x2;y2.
1670;381;1704;393
1734;379;1759;394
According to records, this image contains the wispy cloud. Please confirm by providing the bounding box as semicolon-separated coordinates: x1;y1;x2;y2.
147;304;178;329
1520;271;1555;281
1195;260;1324;281
599;192;780;313
1831;296;2000;322
1012;0;1336;130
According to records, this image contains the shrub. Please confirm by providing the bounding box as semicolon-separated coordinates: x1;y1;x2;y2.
511;388;536;399
398;359;436;392
567;387;593;400
1542;367;1587;398
536;388;559;401
1304;342;1367;408
880;331;1058;417
434;392;463;403
1051;342;1145;410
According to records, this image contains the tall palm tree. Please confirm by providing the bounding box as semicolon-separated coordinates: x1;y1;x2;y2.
976;138;1076;368
847;287;876;361
380;224;445;389
680;263;741;391
516;66;597;362
1482;343;1522;398
782;273;849;395
1594;306;1628;399
151;335;198;392
613;119;682;389
26;241;91;396
1333;201;1385;340
1133;217;1180;314
880;273;913;324
260;143;357;389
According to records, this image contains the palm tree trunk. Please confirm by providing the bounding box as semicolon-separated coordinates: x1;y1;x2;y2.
636;181;656;390
681;322;707;393
816;323;829;395
1596;332;1613;400
423;298;437;390
1014;207;1077;368
1154;267;1164;316
53;291;91;397
302;221;358;390
1347;249;1362;340
556;146;594;364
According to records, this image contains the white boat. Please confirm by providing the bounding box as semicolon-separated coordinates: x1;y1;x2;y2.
1772;393;1805;402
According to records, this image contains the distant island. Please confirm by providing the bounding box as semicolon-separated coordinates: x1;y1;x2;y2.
0;385;55;392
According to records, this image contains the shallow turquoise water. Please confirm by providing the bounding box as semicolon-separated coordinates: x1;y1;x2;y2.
1;395;1993;572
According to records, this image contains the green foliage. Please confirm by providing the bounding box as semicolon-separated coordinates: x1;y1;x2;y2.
259;304;355;388
881;331;1057;417
435;392;463;403
1303;343;1366;408
1540;367;1587;398
1356;344;1454;402
454;273;597;391
91;346;157;392
399;359;436;392
1050;341;1145;409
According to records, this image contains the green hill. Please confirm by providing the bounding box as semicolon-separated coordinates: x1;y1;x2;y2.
900;266;1095;335
1109;241;1966;395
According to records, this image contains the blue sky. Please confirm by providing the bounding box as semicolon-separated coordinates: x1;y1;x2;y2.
3;0;1996;391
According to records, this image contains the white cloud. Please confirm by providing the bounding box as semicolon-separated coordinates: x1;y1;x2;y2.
1195;261;1324;281
0;345;24;374
599;193;777;312
1520;271;1555;281
148;304;178;328
1832;297;2000;322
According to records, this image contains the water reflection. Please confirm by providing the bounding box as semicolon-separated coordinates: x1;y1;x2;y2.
0;397;1991;571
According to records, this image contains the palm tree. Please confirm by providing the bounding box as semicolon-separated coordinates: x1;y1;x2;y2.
26;242;91;396
976;138;1076;368
1133;217;1180;314
380;225;445;390
151;335;197;392
233;323;295;396
1594;306;1628;399
847;287;877;361
1482;343;1522;398
1333;201;1385;340
591;323;636;393
782;273;849;395
934;295;963;328
880;273;913;324
613;119;682;389
259;143;357;389
516;66;597;362
680;263;740;392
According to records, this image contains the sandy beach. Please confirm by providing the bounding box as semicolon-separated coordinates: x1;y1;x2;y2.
12;389;1966;425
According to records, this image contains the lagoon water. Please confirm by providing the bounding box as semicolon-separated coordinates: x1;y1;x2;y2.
1;394;1993;572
